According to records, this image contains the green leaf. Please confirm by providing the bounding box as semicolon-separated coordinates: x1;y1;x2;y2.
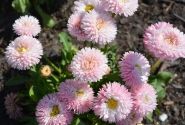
157;71;173;84
149;71;173;100
29;85;38;101
155;108;161;116
19;116;37;125
157;88;166;100
35;5;56;28
58;32;74;52
101;44;119;73
152;81;166;100
30;66;37;72
146;113;153;122
71;118;86;125
38;0;46;4
71;118;80;125
149;77;166;100
12;0;30;13
6;75;30;86
104;72;122;82
58;32;77;66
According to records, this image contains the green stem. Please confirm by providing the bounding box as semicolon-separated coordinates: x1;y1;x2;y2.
51;74;59;83
90;42;95;48
44;56;62;74
104;44;109;53
151;59;163;74
34;5;56;28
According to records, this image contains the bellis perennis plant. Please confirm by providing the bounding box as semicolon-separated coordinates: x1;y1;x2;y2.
4;0;184;125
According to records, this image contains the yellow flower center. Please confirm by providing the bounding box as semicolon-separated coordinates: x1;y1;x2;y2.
50;105;60;117
40;65;52;77
85;4;94;12
165;36;177;45
81;59;96;71
96;19;106;30
164;33;178;46
17;47;27;54
107;98;118;110
131;112;136;119
120;0;128;4
23;21;32;27
143;95;150;103
135;64;142;73
75;89;84;97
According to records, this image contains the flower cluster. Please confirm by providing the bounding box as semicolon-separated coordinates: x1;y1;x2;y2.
6;0;185;125
5;15;43;70
35;49;157;125
68;0;139;44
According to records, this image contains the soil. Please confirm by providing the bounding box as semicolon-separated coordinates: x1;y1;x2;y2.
0;0;185;125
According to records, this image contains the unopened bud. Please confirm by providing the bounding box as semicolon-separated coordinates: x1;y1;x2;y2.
40;65;52;77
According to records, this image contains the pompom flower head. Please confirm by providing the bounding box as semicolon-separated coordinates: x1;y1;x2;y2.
70;47;110;82
144;22;185;60
119;51;150;88
59;79;94;114
93;82;133;123
100;0;139;17
67;13;87;41
36;93;73;125
13;15;41;36
5;36;43;70
132;83;157;116
81;10;117;44
4;93;23;119
73;0;101;13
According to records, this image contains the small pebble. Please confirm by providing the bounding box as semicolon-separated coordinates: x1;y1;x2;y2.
159;113;168;122
172;84;183;89
163;101;174;105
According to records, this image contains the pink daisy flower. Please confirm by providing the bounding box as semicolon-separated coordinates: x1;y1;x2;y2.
4;93;23;119
119;51;150;88
132;83;157;116
59;79;94;114
144;22;185;60
13;15;41;36
81;10;117;44
116;111;143;125
36;93;73;125
100;0;139;17
73;0;101;13
70;47;110;82
5;36;43;70
67;12;87;41
93;82;133;123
